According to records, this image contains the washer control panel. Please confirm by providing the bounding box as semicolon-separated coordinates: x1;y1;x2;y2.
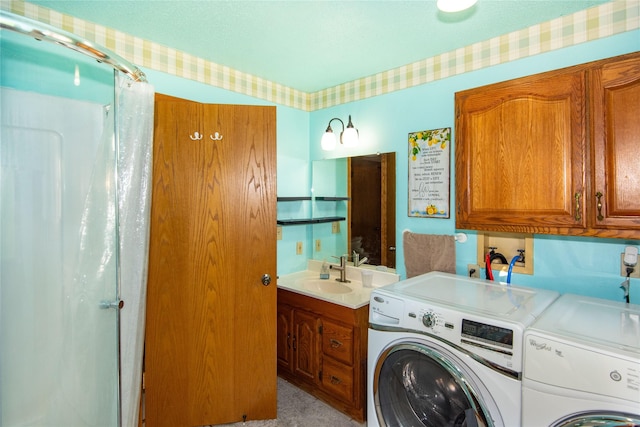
370;289;522;371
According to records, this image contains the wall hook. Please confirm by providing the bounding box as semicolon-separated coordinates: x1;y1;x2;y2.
190;132;203;140
210;132;223;141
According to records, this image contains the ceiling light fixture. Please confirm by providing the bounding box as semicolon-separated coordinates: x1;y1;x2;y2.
437;0;478;13
321;115;359;151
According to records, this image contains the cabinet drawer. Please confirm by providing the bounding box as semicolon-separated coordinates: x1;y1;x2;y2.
322;320;353;365
321;357;354;404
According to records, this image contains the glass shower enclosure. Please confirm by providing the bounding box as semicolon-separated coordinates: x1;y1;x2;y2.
2;20;123;426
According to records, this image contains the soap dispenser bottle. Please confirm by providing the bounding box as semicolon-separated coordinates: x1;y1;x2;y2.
320;261;330;279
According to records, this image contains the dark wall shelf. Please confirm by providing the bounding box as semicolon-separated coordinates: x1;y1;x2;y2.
277;196;348;226
277;196;312;202
314;196;350;201
277;216;346;226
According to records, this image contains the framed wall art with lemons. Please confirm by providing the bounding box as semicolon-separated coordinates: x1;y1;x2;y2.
408;127;451;218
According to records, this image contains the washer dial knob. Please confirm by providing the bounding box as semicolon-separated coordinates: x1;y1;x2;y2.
422;312;437;328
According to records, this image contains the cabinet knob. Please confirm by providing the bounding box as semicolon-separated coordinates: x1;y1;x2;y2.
330;339;343;348
574;192;582;221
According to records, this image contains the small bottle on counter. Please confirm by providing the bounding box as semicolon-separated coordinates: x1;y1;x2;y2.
320;261;330;279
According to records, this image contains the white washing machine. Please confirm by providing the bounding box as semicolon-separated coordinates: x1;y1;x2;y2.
522;293;640;427
367;271;559;427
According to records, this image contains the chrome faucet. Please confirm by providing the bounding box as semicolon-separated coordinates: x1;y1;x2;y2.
330;255;350;283
352;250;369;267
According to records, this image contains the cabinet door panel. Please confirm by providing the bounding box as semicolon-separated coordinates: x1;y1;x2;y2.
456;69;586;233
277;304;293;371
293;310;319;382
591;55;640;232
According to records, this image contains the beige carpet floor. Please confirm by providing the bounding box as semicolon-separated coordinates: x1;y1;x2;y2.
215;377;366;427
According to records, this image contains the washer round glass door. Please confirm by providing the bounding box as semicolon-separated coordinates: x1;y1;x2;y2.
373;341;496;427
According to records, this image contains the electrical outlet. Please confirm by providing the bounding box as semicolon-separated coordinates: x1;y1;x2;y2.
276;226;282;240
467;264;480;278
296;241;303;255
620;254;640;278
315;239;321;252
332;221;340;234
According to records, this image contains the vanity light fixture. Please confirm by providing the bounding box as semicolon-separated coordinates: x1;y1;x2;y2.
321;115;359;151
436;0;477;13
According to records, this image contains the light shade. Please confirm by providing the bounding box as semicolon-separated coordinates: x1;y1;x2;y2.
437;0;477;13
321;130;337;151
342;115;359;147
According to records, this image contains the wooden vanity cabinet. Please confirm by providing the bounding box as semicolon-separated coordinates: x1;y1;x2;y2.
455;52;640;238
277;288;369;422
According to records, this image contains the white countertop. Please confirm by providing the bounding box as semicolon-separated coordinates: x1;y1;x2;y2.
277;260;400;309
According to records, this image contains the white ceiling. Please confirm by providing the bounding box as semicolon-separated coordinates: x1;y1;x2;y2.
29;0;610;92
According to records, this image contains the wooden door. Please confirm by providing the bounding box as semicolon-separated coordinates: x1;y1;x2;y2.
145;95;277;426
350;156;382;265
590;53;640;235
382;153;396;268
455;67;587;233
350;153;396;268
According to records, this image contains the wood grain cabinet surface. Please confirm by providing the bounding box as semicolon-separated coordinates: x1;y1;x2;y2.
589;54;640;234
276;289;369;422
455;52;640;238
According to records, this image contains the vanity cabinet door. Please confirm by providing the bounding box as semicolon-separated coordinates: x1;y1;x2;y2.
276;303;294;372
455;67;587;234
292;309;320;383
589;54;640;236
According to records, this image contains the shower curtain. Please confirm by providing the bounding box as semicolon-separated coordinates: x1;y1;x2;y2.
116;74;154;427
1;77;154;426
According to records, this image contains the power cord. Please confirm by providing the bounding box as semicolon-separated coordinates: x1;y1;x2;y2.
621;267;634;304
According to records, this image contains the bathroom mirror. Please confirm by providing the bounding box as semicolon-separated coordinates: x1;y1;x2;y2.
312;152;396;269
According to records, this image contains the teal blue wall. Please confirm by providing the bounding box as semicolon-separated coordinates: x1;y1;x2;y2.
8;26;636;302
310;31;640;303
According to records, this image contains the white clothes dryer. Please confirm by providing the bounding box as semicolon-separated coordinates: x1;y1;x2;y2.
522;293;640;427
367;272;559;427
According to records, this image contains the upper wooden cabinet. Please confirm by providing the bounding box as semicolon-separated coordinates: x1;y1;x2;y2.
455;52;640;239
589;54;640;234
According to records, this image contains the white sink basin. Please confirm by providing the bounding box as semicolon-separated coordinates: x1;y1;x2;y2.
302;279;352;294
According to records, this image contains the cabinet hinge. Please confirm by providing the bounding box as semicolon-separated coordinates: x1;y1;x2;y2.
318;325;323;334
319;370;323;381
